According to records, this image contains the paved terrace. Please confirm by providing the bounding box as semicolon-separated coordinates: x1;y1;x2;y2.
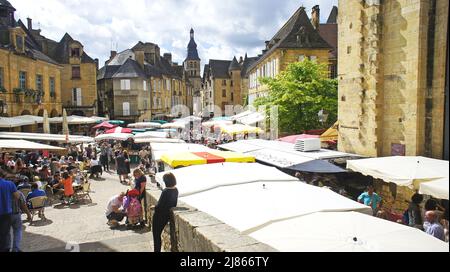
21;172;154;252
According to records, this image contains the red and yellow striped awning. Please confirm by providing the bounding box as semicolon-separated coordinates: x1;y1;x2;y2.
161;151;256;168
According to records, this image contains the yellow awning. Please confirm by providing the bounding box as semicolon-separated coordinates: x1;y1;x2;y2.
161;152;207;168
221;124;264;135
209;150;256;163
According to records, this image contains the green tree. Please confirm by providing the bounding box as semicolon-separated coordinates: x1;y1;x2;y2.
254;60;337;134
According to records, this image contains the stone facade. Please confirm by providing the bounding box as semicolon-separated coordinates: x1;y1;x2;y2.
338;0;449;159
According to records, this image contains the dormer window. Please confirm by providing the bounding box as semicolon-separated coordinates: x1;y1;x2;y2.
15;35;24;52
71;47;80;58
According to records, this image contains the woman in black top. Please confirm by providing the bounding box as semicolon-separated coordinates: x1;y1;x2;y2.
152;173;178;252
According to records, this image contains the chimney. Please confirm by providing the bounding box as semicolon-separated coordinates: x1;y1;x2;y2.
163;53;172;65
311;5;320;30
110;50;117;59
135;50;145;68
95;58;99;71
265;40;270;49
27;18;32;30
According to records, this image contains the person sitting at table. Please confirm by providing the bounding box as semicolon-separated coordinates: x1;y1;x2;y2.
59;172;75;204
50;157;60;176
59;156;67;165
17;176;31;191
39;165;51;183
79;157;90;172
26;183;47;209
6;157;15;170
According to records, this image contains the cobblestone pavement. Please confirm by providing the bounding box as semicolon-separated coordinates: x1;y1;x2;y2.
21;171;154;252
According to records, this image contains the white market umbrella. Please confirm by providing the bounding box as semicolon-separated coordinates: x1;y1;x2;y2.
133;131;167;139
43;110;50;134
161;122;187;129
347;156;449;189
0;140;65;151
419;177;449;200
250;212;449;252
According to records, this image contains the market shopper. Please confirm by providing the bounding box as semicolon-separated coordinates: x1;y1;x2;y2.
424;211;446;242
0;172;21;252
358;185;382;216
151;173;178;252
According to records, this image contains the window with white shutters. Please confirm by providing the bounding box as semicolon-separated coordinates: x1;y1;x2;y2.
121;79;131;90
123;102;130;116
143;80;147;91
72;88;82;106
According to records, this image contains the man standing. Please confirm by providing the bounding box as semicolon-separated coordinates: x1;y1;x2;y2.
10;191;31;252
423;211;446;242
0;172;21;252
100;143;109;172
358;185;382;216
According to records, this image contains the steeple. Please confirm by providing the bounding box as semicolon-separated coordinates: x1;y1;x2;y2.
186;28;200;61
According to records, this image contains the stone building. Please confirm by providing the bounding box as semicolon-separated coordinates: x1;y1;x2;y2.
97;42;192;122
246;6;334;105
0;0;62;123
27;22;98;117
338;0;449;160
202;55;257;115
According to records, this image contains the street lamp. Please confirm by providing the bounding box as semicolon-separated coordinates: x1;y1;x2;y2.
318;109;329;127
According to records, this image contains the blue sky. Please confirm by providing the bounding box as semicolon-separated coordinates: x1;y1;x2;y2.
11;0;338;67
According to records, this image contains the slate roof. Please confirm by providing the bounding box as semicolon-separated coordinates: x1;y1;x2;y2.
241;56;259;78
228;57;240;71
209;60;232;79
112;58;146;79
97;65;120;80
248;6;332;71
0;0;15;10
186;28;200;61
319;23;337;59
45;33;95;64
327;6;338;24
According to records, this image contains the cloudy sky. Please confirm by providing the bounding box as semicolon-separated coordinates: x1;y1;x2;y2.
11;0;338;67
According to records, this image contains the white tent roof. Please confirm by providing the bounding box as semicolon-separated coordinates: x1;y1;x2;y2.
0;132;94;143
0;140;65;151
134;138;185;144
230;110;253;121
218;141;264;153
152;143;212;162
419;177;449;200
161;122;187;129
250;211;449;252
238;112;265;125
347;156;449;188
128;122;162;129
180;181;372;234
133;131;168;139
49;115;107;125
246;148;314;168
94;133;133;141
156;163;297;196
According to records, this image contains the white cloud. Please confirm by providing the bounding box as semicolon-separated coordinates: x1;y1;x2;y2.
10;0;338;66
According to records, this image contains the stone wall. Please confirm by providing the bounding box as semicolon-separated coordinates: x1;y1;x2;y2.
338;0;449;159
145;186;276;252
373;179;415;215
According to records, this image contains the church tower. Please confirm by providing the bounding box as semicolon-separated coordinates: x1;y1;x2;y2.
184;28;202;114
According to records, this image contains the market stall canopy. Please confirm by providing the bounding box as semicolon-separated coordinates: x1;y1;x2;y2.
133;131;168;139
0;132;94;143
238;112;265;126
105;127;133;134
152;143;210;162
278;134;319;144
94;133;133;142
50;115;107;125
161;122;187;129
220;124;264;135
287;160;347;174
250;211;448;252
107;120;125;125
156;162;298;196
347;156;449;189
419;177;449;200
180;181;372;234
0;140;65;151
93;121;117;130
134;138;185;144
247;148;314;168
219;139;360;160
202;120;233;128
160;150;255;168
230;110;253;121
127;122;162;129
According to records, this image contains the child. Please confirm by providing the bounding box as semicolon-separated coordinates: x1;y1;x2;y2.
123;189;143;228
60;172;75;204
